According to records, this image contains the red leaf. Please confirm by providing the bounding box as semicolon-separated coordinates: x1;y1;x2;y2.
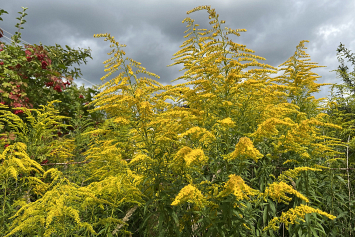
41;159;48;164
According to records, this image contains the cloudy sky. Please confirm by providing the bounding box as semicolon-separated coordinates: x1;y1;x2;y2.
1;0;355;114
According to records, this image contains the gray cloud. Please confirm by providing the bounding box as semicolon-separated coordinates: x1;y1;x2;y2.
1;0;355;111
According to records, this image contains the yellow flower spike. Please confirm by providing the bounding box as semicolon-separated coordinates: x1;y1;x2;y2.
178;126;216;147
224;137;263;162
263;181;309;204
277;167;322;183
217;117;236;128
282;159;299;165
183;148;208;167
264;204;336;231
171;184;207;208
243;223;251;231
217;174;259;200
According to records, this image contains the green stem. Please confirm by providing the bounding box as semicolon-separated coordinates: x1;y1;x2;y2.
305;165;309;198
2;178;7;218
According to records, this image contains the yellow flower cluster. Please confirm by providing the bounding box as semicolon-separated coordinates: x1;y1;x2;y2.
282;159;299;165
264;204;336;231
216;117;236;130
173;146;193;167
224;137;263;162
217;174;259;200
253;118;295;139
277;167;322;183
183;148;208;166
0;142;44;181
178;126;216;147
186;5;211;15
171;184;207;208
263;181;309;205
113;117;131;125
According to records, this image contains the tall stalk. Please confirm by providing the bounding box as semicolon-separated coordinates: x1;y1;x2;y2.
346;135;352;236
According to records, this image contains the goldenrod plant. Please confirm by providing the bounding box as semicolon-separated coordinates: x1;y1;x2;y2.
310;42;355;235
0;5;353;237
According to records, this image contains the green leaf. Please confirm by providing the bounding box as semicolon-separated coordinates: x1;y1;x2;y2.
314;226;326;234
2;82;11;87
337;175;347;185
58;64;66;69
0;9;9;21
310;226;319;237
298;228;303;236
263;204;268;225
158;212;164;237
269;200;276;214
305;213;310;224
96;228;106;235
232;209;241;217
171;211;179;226
335;211;348;219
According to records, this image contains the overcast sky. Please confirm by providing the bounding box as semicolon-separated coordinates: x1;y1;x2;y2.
1;0;355;113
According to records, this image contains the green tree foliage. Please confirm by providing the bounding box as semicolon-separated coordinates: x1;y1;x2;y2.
0;7;108;140
326;43;355;159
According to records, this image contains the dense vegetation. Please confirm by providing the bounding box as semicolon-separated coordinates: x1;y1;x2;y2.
1;5;355;237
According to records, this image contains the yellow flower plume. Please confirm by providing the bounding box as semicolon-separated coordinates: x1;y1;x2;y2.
264;204;336;231
263;181;309;205
224;137;263;162
217;174;259;200
171;184;207;208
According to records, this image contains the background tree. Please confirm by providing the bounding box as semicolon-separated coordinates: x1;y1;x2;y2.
325;43;355;167
0;7;108;141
